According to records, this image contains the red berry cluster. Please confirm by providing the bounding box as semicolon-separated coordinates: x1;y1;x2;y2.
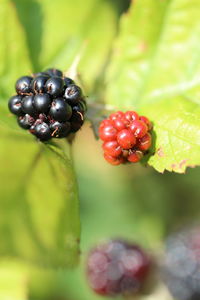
99;111;153;165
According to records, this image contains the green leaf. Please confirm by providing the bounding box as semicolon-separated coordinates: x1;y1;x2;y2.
105;0;200;173
0;124;80;267
0;260;28;300
13;0;118;90
0;0;32;102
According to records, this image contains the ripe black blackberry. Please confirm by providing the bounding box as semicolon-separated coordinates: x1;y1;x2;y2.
8;68;87;141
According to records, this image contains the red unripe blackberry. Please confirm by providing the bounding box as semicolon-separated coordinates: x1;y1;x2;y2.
117;129;136;149
112;118;126;131
104;153;124;165
99;125;117;142
103;141;122;157
109;111;124;122
129;120;148;138
137;133;152;151
124;111;139;123
127;150;143;163
99;110;152;165
99;119;112;130
86;240;151;297
139;116;152;130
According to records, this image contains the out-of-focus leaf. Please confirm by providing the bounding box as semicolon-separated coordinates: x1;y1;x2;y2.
13;0;118;90
0;260;28;300
0;0;32;101
0;124;80;267
105;0;200;173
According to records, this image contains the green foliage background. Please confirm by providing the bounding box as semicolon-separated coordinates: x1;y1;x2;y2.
0;0;200;299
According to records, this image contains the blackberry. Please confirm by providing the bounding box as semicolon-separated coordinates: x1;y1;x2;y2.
99;111;153;166
70;110;84;132
8;95;23;116
18;114;35;129
33;94;51;113
31;75;49;93
63;77;74;87
45;68;63;77
49;98;72;122
8;69;86;141
34;122;51;141
45;76;64;97
86;239;151;297
64;84;82;104
71;100;87;114
21;95;37;116
50;121;71;138
15;76;33;95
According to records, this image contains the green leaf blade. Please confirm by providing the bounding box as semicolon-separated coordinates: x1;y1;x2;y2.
0;128;80;267
0;0;32;102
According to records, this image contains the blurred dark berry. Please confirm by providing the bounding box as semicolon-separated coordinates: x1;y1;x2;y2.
87;239;151;297
45;68;63;77
162;226;200;300
63;77;74;87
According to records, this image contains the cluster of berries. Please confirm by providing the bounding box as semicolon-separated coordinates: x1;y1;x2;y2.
163;226;200;300
8;68;86;141
87;239;150;297
99;111;153;165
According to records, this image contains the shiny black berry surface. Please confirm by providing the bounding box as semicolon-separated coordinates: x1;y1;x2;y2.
45;77;64;97
49;98;72;122
64;84;82;104
8;68;86;141
15;76;33;95
8;95;23;116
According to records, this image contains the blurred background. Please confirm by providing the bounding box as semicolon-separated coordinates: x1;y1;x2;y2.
0;0;200;299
